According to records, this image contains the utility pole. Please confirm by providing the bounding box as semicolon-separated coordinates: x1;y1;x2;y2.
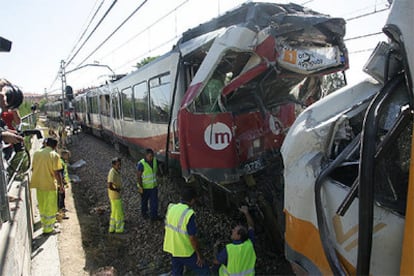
60;60;67;125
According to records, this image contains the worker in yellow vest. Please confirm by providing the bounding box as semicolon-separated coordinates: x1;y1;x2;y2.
107;157;125;233
163;187;210;275
137;148;162;221
57;149;71;220
213;206;256;275
30;137;63;235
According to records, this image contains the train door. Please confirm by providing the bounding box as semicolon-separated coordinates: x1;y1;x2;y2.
119;86;134;145
99;87;113;141
111;88;123;145
169;61;198;162
86;93;93;128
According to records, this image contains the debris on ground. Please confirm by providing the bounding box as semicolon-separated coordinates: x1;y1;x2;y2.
63;132;293;275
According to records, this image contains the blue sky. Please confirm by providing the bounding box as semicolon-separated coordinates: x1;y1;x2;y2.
0;0;389;94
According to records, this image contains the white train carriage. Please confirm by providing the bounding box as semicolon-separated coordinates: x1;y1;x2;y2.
108;51;183;161
85;88;103;137
73;93;87;128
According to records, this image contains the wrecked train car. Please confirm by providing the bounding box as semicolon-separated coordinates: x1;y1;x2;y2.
70;2;351;255
73;2;349;189
281;0;413;274
177;2;348;184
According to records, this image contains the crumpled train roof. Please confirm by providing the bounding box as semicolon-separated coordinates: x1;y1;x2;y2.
179;2;346;45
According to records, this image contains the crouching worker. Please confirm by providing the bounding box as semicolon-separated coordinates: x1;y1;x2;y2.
163;187;210;275
107;157;124;234
213;206;256;276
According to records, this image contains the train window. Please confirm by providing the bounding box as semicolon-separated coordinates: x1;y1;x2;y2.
121;88;134;121
88;96;99;114
99;94;110;116
133;81;148;121
149;73;171;123
195;70;225;113
112;90;120;119
193;50;255;113
81;98;86;113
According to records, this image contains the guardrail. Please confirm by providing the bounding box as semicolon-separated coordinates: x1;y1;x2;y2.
0;112;38;224
0;112;40;275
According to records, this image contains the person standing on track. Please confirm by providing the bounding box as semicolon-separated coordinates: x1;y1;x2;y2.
136;148;162;221
30;137;63;235
107;157;125;234
163;186;210;275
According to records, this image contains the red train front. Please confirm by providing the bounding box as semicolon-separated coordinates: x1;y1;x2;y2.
178;4;348;184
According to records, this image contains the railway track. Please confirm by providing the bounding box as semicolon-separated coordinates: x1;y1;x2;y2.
62;130;292;274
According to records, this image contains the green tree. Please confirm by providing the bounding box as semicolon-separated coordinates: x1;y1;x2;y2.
38;98;47;112
18;101;32;117
135;56;159;68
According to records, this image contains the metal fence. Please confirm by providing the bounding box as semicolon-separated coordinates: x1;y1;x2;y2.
0;112;38;224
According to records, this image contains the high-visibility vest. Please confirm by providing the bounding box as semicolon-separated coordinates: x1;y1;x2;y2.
61;158;70;184
139;158;157;189
219;239;256;276
163;203;195;257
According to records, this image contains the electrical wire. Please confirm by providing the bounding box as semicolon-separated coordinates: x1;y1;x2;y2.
300;0;314;5
98;0;189;61
65;0;106;62
58;0;389;90
345;32;383;42
114;36;177;72
349;48;375;54
346;7;389;21
65;0;118;68
48;73;60;91
76;0;149;68
337;0;389;18
49;0;104;91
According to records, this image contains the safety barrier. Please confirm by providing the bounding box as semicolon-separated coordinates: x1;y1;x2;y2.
0;112;39;275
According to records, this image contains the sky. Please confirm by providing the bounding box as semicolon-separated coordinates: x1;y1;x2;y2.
0;0;390;96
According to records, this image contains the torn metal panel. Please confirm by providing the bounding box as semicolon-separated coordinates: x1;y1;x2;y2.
180;2;348;109
282;1;414;273
178;2;349;184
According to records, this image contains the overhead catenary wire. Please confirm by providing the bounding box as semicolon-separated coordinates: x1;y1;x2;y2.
49;0;104;91
345;32;383;42
346;7;389;21
111;0;387;72
114;36;177;72
300;0;314;5
300;0;389;21
48;72;60;91
76;0;149;68
62;0;389;90
349;48;375;54
65;0;118;68
98;0;189;62
342;0;389;18
65;0;106;62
